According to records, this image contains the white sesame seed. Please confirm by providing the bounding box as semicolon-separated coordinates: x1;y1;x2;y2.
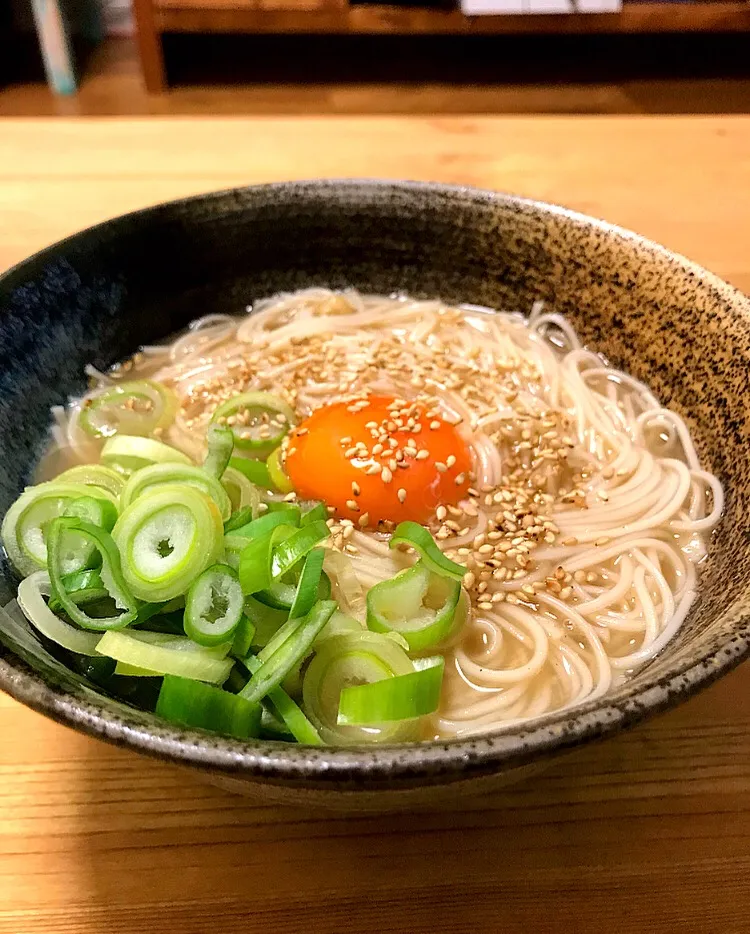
397;488;407;503
436;505;447;521
430;420;441;430
346;499;360;512
435;462;447;473
352;481;361;496
381;467;393;483
455;473;466;485
415;450;430;460
446;455;456;468
365;463;381;475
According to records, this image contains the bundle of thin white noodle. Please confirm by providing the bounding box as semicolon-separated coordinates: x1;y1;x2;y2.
48;289;722;740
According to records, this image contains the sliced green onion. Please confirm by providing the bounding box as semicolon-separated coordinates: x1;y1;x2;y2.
238;524;295;595
313;609;364;646
203;425;234;479
267;447;294;494
302;631;421;745
100;435;191;475
228;456;273;491
114;661;161;677
47;568;108;612
224;507;255;533
260;705;294;739
121;462;232;521
251;522;329;609
244;655;321;745
16;571;102;655
183;564;243;647
300;503;328;527
239;599;336;705
97;630;233;683
271;520;330;579
57;464;125;498
156;674;261;738
231;614;256;658
223;533;248;571
242;595;287;647
367;561;461;652
389;521;465;582
337;656;445;725
265;501;303;517
231;507;300;539
48;517;140;631
1;481;118;577
221;466;261;517
64;495;118;532
211;391;296;457
79;380;178;439
288;547;325;619
112;484;224;602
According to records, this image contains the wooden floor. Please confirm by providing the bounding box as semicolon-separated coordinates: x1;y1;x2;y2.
1;33;750;115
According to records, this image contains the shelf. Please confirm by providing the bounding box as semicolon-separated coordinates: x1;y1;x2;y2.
153;1;750;35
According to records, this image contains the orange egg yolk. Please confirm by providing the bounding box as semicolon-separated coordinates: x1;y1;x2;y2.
284;395;472;526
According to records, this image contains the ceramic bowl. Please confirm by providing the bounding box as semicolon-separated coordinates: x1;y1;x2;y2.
1;180;749;811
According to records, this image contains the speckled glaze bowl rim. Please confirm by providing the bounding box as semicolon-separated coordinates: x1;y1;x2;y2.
1;178;749;786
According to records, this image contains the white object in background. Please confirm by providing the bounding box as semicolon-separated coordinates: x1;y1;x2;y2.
462;0;619;12
102;0;134;35
575;0;622;10
461;0;525;14
528;0;574;12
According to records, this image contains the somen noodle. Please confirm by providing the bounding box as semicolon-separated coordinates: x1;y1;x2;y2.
9;288;722;743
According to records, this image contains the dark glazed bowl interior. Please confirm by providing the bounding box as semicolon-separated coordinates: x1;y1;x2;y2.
1;180;750;804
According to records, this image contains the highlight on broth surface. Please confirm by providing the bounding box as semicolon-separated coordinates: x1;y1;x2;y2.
0;289;723;745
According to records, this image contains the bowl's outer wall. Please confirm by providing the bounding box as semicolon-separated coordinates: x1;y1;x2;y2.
1;181;750;804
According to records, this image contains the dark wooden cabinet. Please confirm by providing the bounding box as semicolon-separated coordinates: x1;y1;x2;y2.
134;0;750;92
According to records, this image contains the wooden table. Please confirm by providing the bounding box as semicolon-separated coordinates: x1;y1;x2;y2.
1;117;749;934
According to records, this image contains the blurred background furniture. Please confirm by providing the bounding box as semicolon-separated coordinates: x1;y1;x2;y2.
133;0;750;92
5;0;103;95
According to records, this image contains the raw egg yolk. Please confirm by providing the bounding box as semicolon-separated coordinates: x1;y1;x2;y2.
284;395;472;526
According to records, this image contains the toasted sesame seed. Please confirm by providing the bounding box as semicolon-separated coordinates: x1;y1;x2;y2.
595;537;611;547
352;481;361;496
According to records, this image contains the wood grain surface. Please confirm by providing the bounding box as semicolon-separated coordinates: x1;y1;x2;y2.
1;116;749;934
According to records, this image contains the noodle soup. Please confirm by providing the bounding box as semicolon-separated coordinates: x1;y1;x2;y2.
1;289;722;744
